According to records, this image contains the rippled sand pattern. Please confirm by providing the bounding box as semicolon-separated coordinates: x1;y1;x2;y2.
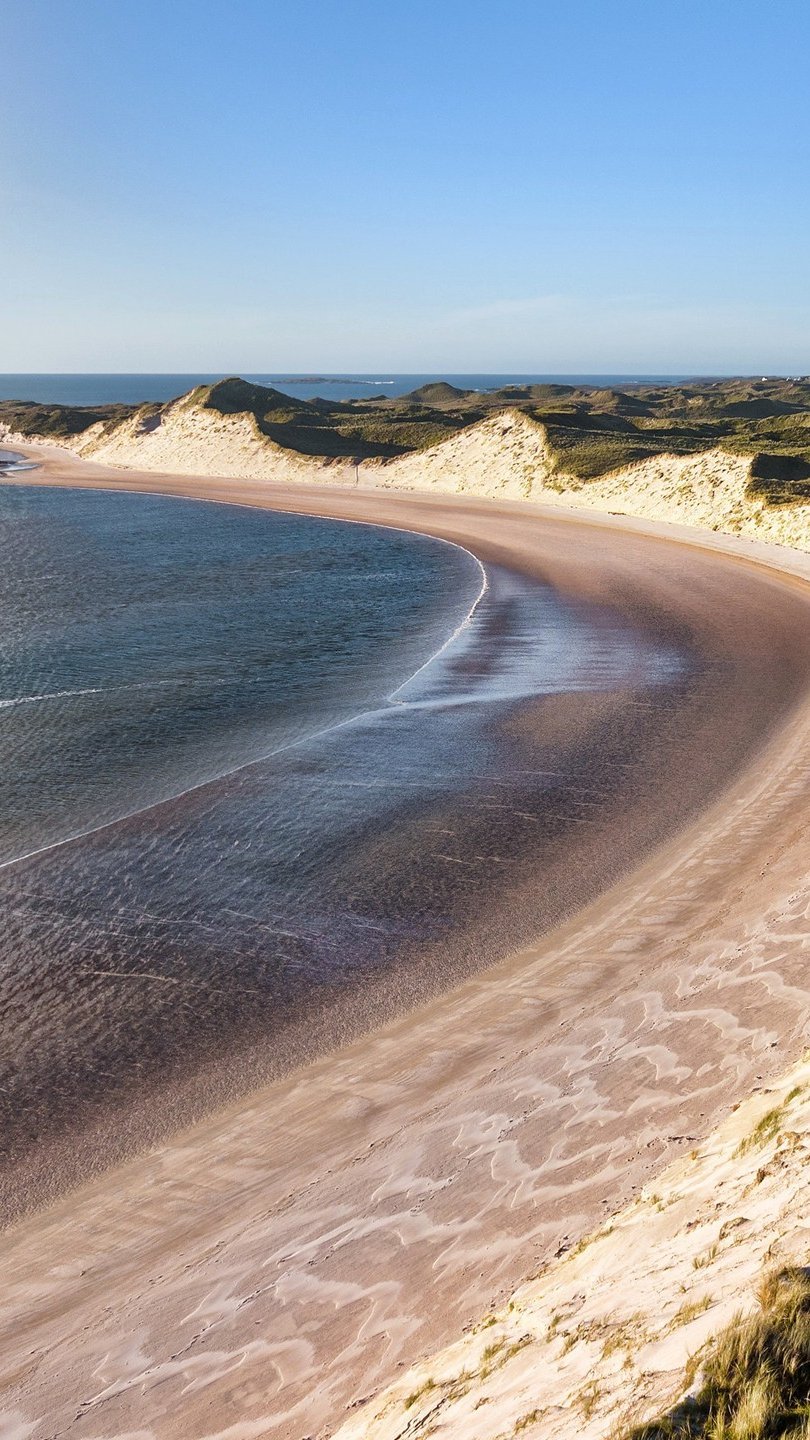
2;453;810;1439
4;708;810;1440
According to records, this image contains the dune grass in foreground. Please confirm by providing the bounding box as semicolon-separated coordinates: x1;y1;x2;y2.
623;1269;810;1439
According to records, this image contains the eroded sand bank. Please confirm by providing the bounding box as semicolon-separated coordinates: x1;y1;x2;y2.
2;446;810;1439
5;400;808;550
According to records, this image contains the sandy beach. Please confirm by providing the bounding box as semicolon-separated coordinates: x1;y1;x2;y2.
3;444;810;1439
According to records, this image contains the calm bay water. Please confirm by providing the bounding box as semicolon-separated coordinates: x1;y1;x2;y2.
0;373;697;406
0;486;480;862
0;485;686;1207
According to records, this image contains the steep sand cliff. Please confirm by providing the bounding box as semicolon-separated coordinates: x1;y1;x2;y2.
70;392;323;483
4;400;809;551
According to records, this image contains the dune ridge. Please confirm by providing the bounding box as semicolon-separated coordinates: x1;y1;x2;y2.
3;390;810;550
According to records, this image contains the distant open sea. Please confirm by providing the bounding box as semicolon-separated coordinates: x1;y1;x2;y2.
0;373;701;406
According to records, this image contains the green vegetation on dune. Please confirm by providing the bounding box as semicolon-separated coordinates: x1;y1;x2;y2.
746;454;810;506
619;1268;810;1439
405;381;473;404
260;415;459;459
528;379;810;484
0;400;129;439
201;376;463;457
5;376;810;495
199;376;311;418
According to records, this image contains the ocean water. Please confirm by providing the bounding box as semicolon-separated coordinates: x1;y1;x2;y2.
0;485;686;1200
0;373;698;406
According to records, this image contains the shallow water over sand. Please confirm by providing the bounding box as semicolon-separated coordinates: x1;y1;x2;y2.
0;486;686;1208
0;486;481;862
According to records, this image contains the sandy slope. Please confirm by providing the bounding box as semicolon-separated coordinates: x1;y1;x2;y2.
73;393;325;483
4;399;808;548
2;448;810;1439
334;1054;810;1440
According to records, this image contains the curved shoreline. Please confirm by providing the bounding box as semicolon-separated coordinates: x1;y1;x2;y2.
3;445;810;1439
0;508;488;875
0;478;702;1217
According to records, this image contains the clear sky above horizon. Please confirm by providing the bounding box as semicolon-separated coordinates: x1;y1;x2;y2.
3;0;809;374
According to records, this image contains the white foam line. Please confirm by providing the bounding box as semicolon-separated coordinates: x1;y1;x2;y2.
0;686;108;709
0;484;490;874
388;554;488;705
0;679;177;708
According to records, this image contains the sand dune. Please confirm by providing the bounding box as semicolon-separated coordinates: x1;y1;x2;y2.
334;1053;810;1439
4;396;809;549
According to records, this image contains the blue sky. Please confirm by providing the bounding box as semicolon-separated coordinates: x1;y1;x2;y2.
3;0;809;373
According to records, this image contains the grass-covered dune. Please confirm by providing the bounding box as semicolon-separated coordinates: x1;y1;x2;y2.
621;1266;810;1439
5;375;810;498
0;399;130;439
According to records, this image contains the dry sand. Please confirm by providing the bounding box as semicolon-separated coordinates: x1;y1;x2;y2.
334;1054;810;1440
2;444;810;1439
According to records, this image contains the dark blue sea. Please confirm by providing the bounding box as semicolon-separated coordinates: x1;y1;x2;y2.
0;373;699;406
0;482;686;1210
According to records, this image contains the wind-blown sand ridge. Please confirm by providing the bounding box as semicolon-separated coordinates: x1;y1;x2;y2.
3;393;808;549
334;1052;810;1440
